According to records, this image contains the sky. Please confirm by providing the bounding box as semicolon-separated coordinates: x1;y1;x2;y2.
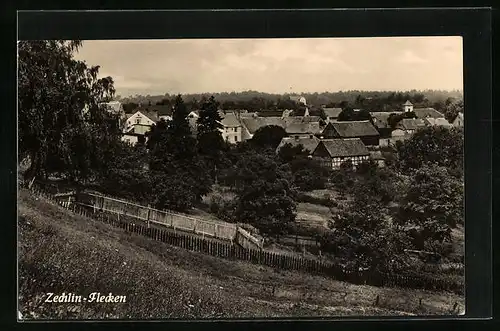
73;37;463;97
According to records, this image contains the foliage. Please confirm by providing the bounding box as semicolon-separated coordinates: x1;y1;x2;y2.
396;164;463;250
99;142;151;203
387;111;417;128
18;40;119;184
233;153;297;236
147;96;211;212
327;191;409;273
337;107;372;122
277;143;330;191
444;99;464;123
251;125;288;149
395;126;464;175
120;90;463;112
197;96;224;155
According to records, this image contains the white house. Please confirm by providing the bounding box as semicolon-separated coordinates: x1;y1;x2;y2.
452;112;464;127
220;113;243;143
290;95;307;106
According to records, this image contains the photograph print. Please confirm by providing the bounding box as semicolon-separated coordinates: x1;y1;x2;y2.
18;36;465;319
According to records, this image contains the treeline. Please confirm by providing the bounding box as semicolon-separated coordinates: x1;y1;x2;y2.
118;89;463;113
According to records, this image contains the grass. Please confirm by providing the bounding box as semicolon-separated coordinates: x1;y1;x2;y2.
18;189;465;319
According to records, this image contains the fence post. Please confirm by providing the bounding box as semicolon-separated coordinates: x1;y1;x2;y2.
147;204;151;229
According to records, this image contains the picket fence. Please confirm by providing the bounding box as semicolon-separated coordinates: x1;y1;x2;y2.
25;184;464;295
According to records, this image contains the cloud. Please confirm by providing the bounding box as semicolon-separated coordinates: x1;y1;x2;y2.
398;50;428;64
74;37;463;96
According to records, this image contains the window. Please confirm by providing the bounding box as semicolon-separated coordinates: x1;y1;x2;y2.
136;117;141;124
234;127;237;132
234;136;238;142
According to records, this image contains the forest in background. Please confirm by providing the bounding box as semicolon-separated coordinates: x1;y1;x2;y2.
117;89;464;114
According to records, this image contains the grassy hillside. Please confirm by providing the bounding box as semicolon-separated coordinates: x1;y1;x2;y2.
18;189;464;319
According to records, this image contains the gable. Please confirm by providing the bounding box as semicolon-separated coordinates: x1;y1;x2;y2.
312;141;331;157
321;123;341;138
127;111;156;125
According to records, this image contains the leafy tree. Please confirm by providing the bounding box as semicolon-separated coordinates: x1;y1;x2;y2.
196;96;226;180
396;126;464;175
18;40;119;186
444;99;464;123
396;164;463;250
251;125;288;149
233;153;296;236
148;95;211;212
99;141;151;203
387;111;417;129
328;187;408;273
337;107;372;122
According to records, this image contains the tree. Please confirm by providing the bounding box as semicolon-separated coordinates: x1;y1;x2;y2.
396;164;463;250
99;141;151;203
444;99;464;123
337;107;372;122
196;96;227;181
18;40;119;186
277;143;331;191
251;125;288;149
148;95;211;212
197;96;224;154
396;126;464;175
328;185;408;273
233;153;296;237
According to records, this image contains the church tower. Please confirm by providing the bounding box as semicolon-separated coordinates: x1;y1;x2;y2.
403;100;414;112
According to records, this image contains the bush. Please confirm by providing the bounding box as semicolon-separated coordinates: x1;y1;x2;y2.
296;192;335;208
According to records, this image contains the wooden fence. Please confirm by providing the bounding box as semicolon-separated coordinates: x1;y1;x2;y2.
278;234;321;248
25;184;464;295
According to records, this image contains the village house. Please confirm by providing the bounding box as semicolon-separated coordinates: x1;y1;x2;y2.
311;138;370;169
322;107;343;123
320;120;380;147
402;100;445;119
369;112;398;139
392;118;426;136
289;95;307;105
425;117;454;128
452;112;464;127
221;112;243;143
275;135;320;155
239;117;286;140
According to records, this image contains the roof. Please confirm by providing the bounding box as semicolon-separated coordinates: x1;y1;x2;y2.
285;122;322;135
370;112;403;129
126;110;159;122
99;101;123;114
221;113;241;128
257;110;284;117
328;121;379;137
289;95;304;102
424;117;454;127
403;100;413;106
413;107;444;119
398;118;426;130
323;108;343;118
315;138;370;158
276;136;320;154
131;105;173;117
284;116;321;124
240;117;286;134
